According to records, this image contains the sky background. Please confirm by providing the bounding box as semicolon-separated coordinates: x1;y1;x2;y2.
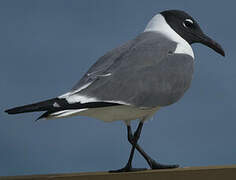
1;0;235;176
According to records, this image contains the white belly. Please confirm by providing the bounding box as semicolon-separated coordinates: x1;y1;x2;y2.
47;105;160;122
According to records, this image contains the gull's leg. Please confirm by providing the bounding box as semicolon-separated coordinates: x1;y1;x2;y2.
109;122;146;172
127;125;179;169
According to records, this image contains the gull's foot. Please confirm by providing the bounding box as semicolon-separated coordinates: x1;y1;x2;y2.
149;159;179;169
109;164;147;173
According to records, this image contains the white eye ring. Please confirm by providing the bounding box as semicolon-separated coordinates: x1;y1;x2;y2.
183;19;194;28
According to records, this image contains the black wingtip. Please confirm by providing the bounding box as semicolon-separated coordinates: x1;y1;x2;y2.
5;108;16;114
4;107;29;115
36;114;46;121
35;117;41;122
4;98;61;115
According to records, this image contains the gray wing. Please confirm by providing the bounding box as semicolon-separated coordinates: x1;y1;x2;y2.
72;31;172;91
66;31;194;108
71;33;139;91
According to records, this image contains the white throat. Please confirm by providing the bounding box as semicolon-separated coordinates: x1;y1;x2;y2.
144;14;194;58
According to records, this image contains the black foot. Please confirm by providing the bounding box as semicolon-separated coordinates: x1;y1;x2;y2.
109;164;147;173
149;160;179;169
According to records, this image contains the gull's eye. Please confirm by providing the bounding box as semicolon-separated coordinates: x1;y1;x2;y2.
183;19;194;28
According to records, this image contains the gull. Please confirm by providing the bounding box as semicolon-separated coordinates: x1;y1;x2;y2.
5;10;225;172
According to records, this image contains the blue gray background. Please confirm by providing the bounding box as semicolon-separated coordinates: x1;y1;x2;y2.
1;0;235;176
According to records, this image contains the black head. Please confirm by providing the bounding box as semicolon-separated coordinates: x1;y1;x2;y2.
161;10;225;56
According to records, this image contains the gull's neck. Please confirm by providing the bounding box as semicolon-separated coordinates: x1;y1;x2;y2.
144;14;194;58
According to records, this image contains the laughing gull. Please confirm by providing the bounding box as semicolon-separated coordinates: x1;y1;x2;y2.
5;10;225;172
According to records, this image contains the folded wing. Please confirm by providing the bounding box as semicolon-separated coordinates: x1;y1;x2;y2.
61;31;194;108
